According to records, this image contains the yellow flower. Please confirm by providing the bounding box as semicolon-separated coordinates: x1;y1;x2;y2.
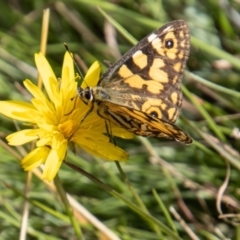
0;52;133;181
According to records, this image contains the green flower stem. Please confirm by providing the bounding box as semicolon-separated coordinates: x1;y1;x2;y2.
54;174;83;240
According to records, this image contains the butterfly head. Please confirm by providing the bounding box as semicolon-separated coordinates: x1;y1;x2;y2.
78;86;112;105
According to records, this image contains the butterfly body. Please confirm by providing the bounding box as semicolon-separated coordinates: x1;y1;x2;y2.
78;20;192;144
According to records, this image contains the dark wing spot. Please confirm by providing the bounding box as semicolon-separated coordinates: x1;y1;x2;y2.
149;111;158;118
165;39;174;49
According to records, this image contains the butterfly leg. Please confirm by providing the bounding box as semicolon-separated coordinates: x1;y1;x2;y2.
80;103;94;125
105;120;116;146
103;60;113;67
65;96;78;116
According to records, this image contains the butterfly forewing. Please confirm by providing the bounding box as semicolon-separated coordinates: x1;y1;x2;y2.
97;20;190;123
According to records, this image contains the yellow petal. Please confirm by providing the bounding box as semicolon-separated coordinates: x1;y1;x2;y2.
81;61;101;89
111;126;135;139
43;141;67;181
36;136;52;147
74;132;129;161
31;98;57;125
61;52;75;87
73;129;108;142
21;146;50;171
0;100;37;122
34;53;59;103
24;80;55;113
52;133;66;150
80;141;128;161
7;129;41;145
37;123;57;132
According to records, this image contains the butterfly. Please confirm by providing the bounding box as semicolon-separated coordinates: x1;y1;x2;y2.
78;20;192;144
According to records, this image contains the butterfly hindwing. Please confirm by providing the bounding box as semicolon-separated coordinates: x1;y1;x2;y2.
97;101;192;144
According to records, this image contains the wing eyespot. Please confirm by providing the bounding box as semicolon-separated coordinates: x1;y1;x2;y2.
149;111;158;118
165;39;174;49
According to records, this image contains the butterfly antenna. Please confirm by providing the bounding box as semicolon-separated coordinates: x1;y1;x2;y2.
64;43;85;83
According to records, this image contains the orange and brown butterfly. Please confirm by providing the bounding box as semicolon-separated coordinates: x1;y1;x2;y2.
78;20;192;144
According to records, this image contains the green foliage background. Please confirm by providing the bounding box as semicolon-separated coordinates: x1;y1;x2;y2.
0;0;240;239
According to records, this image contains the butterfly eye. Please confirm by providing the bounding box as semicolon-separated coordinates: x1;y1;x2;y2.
150;111;158;118
165;39;174;49
84;90;92;101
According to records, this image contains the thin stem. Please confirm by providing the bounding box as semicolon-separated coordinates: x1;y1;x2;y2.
54;174;83;240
